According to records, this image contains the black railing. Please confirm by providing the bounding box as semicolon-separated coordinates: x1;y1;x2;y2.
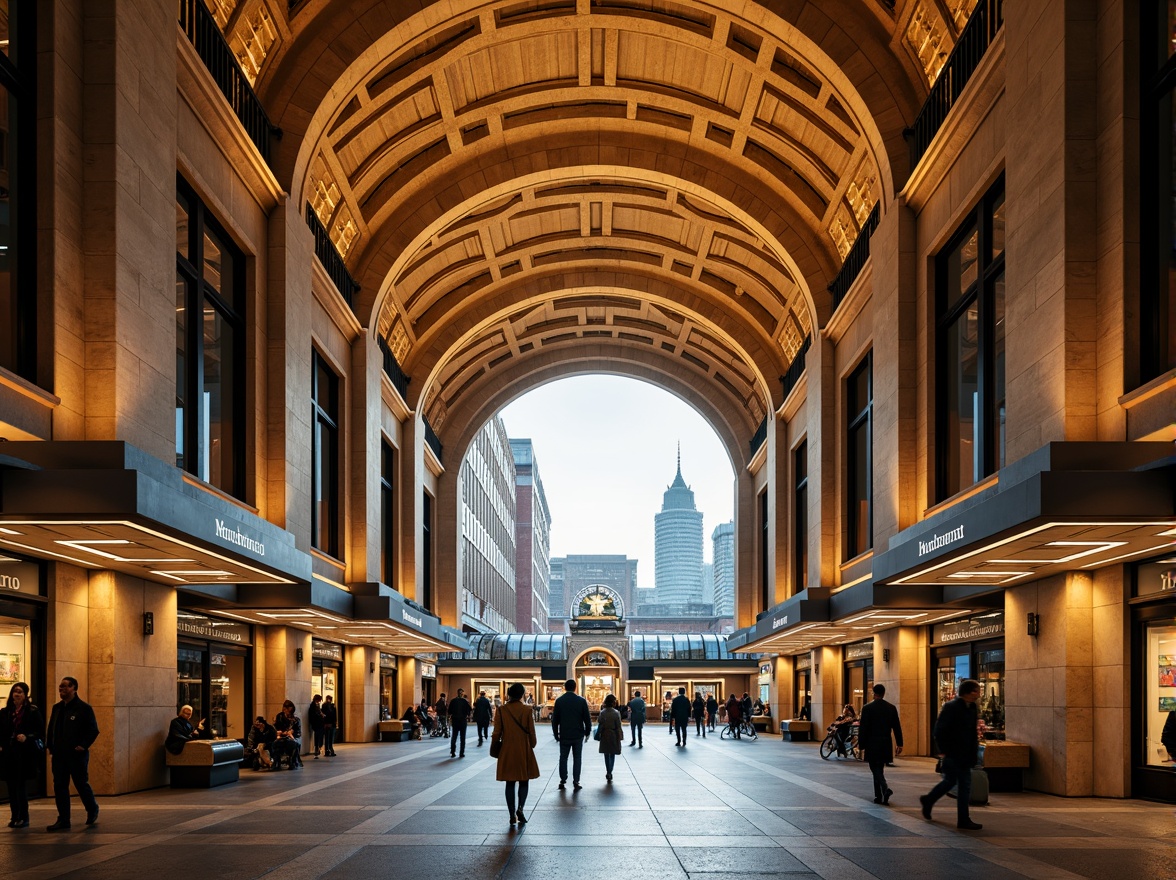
907;0;1004;168
306;204;360;310
377;335;410;400
780;334;811;402
423;417;443;463
178;0;276;165
749;417;767;458
829;204;880;312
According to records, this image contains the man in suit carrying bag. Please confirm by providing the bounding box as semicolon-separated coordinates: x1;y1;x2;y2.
857;683;903;805
921;678;983;830
550;680;591;790
46;677;100;831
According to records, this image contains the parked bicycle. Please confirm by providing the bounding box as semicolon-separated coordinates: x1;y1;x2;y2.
720;719;758;741
819;720;858;759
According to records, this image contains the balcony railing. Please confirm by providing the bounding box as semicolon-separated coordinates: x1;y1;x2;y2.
423;417;443;463
907;0;1004;169
178;0;276;165
749;417;767;458
829;204;880;313
377;335;410;400
306;204;360;310
780;334;812;402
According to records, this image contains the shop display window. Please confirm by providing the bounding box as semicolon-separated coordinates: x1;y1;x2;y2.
178;642;249;739
976;647;1005;740
1145;621;1176;768
0;619;29;688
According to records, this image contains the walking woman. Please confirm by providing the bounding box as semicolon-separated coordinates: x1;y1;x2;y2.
692;693;707;738
597;693;623;782
0;682;45;829
492;682;539;827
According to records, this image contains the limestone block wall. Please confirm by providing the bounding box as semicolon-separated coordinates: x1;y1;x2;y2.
345;645;380;742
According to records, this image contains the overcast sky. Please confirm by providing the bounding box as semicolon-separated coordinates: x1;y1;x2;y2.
498;375;735;590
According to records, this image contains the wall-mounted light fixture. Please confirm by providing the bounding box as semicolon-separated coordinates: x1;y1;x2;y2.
370;661;376;673
295;648;304;662
882;648;890;663
1027;612;1040;637
143;612;154;636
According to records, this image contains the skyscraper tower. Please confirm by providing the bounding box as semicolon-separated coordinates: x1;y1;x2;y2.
711;521;735;617
653;444;704;604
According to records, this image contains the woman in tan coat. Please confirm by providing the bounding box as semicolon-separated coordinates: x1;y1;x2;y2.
597;693;623;782
493;682;540;826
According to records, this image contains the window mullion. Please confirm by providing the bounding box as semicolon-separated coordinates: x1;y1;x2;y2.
189;208;205;483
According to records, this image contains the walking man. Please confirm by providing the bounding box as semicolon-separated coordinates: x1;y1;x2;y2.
670;687;692;747
46;676;100;831
920;678;983;830
627;690;646;747
322;695;338;756
551;679;591;790
473;690;493;746
857;683;903;805
705;693;718;732
448;688;471;757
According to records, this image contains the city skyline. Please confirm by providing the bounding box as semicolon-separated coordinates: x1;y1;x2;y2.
498;375;736;590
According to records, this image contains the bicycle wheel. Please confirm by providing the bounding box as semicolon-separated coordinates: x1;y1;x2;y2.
746;723;758;741
819;733;835;759
720;723;731;740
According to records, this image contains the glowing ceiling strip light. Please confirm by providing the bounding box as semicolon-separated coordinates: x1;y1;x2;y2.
989;541;1126;565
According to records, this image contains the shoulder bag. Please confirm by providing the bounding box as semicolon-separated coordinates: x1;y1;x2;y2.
490;706;528;758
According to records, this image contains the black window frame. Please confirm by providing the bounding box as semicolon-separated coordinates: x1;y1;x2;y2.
934;177;1006;501
422;489;434;611
759;489;770;612
1140;3;1176;383
175;175;246;498
794;440;808;592
381;439;396;588
846;352;873;559
311;350;340;557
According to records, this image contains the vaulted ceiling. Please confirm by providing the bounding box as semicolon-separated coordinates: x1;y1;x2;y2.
234;0;950;459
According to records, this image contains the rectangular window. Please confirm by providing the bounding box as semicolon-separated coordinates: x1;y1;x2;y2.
0;3;35;382
846;353;872;558
936;179;1006;499
176;178;245;497
1141;5;1176;383
794;441;808;592
381;440;396;588
759;489;770;611
422;489;434;611
311;351;339;556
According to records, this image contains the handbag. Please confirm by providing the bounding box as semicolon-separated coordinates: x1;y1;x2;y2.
491;706;528;759
592;724;600;742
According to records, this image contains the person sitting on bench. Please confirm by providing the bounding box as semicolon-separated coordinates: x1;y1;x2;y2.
271;701;302;769
244;716;276;769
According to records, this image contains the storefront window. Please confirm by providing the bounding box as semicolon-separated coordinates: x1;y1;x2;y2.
1145;621;1176;768
976;647;1005;740
794;667;811;719
937;652;970;708
0;617;31;689
177;646;205;724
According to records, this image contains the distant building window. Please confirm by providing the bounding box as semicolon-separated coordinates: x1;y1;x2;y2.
846;353;872;559
1141;6;1176;382
0;4;36;382
794;441;808;591
176;177;245;497
935;178;1005;499
311;351;340;556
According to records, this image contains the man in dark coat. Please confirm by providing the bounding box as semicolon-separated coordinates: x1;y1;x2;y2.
670;687;692;747
550;679;591;789
705;693;719;732
921;678;983;830
321;695;338;756
46;676;100;831
857;683;904;805
627;690;646;747
473;690;493;746
447;688;472;758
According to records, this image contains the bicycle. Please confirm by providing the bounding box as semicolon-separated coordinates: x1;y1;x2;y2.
719;719;758;740
819;722;858;759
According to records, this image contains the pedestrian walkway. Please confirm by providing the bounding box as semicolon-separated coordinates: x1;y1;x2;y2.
6;730;1173;879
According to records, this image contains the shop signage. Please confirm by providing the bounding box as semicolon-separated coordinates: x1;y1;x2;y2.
177;611;250;643
380;653;397;668
213;517;266;557
420;662;436;679
401;608;424;628
312;639;343;661
772;614;789;629
794;653;812;670
844;640;874;661
933;611;1005;645
918;524;965;557
0;557;41;596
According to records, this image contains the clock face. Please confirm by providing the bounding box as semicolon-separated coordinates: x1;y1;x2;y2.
573;585;623;619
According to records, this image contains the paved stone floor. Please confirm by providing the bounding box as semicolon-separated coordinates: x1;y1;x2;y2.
4;728;1174;879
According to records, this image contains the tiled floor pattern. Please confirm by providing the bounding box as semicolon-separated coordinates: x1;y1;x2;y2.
4;729;1174;879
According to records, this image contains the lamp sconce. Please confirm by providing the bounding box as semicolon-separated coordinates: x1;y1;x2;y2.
295;648;304;663
882;648;890;663
1027;612;1040;637
370;661;376;673
142;612;154;636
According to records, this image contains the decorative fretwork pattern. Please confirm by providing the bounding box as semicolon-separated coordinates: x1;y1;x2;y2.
228;2;276;85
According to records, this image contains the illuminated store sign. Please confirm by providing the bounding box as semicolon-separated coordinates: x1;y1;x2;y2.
918;525;965;557
214;518;266;556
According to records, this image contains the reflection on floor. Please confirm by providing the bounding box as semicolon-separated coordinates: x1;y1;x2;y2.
5;730;1174;880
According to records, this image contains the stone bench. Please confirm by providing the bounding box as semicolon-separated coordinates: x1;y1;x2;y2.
379;719;415;742
165;739;244;788
981;741;1030;791
752;716;772;732
779;720;813;742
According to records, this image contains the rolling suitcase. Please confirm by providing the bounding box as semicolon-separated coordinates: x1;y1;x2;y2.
969;766;989;806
